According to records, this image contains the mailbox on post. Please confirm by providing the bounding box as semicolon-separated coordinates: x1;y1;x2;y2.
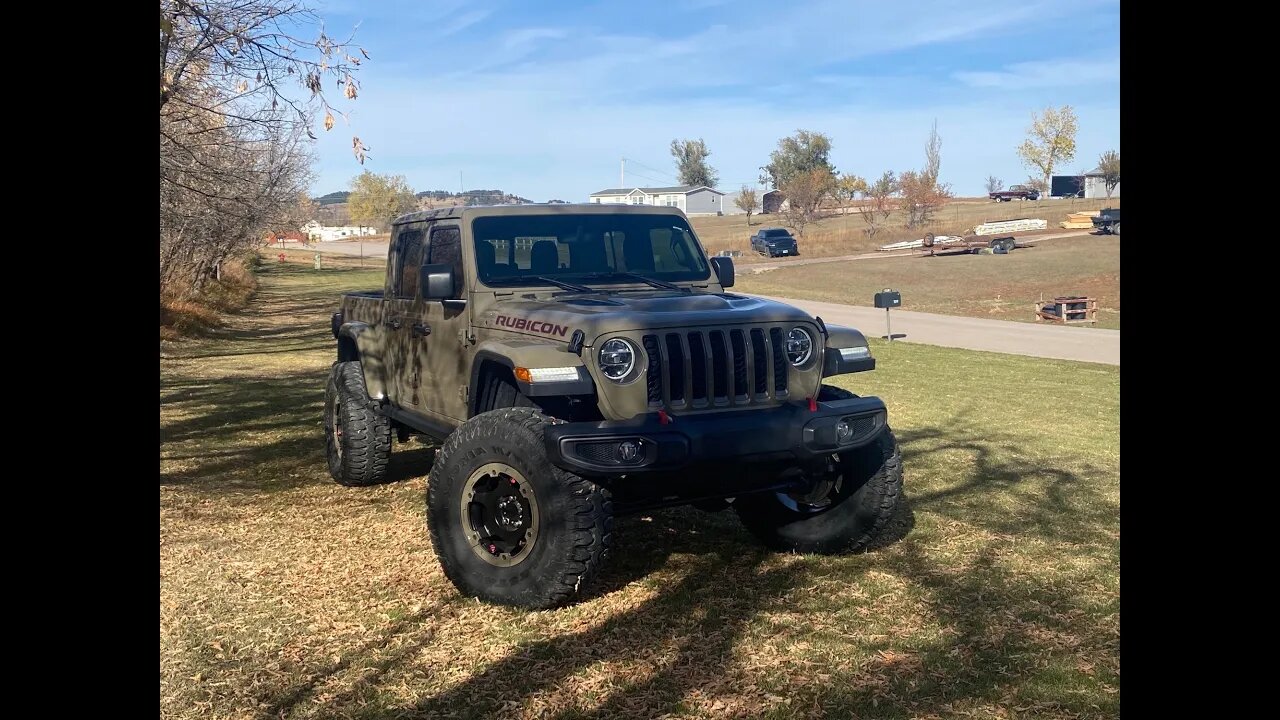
874;289;901;341
874;291;901;309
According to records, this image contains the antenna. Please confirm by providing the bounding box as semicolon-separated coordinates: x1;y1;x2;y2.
620;158;625;188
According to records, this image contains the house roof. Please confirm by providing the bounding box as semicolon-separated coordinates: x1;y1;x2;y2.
590;185;725;197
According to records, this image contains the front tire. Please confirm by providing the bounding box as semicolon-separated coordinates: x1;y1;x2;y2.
324;361;392;487
734;385;903;554
427;408;613;609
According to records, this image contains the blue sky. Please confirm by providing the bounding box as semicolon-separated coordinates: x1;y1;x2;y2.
309;0;1119;200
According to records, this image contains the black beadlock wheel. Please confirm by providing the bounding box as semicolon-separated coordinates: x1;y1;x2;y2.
734;385;903;554
427;408;613;609
324;361;392;487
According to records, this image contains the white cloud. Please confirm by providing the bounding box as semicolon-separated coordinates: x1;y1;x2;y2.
955;57;1119;89
438;10;493;38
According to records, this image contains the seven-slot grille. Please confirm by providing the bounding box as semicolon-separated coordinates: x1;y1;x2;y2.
640;327;794;409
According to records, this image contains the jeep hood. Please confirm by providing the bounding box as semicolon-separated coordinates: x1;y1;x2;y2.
475;290;816;343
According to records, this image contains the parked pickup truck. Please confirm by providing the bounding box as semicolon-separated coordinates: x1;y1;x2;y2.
989;185;1041;202
750;227;800;257
326;204;904;608
1092;208;1120;235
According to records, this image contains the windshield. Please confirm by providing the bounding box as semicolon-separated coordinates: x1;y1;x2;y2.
472;213;711;287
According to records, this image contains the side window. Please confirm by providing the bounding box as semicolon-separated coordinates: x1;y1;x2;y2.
394;228;426;299
428;226;464;299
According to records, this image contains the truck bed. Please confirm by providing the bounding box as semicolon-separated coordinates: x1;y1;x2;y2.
339;291;384;326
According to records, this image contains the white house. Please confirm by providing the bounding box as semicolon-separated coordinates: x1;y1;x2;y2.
588;185;726;215
301;221;380;242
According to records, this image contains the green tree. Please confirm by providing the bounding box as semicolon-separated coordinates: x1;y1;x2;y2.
760;130;836;191
1017;106;1078;191
669;138;719;187
1097;150;1120;198
837;173;868;202
348;171;416;231
733;186;759;226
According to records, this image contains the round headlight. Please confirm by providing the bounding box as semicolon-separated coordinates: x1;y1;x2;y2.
598;338;636;381
786;328;813;366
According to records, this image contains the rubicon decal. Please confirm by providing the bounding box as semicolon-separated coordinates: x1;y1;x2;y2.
495;315;570;337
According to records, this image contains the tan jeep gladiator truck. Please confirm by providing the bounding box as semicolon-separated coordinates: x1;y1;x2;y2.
325;204;903;608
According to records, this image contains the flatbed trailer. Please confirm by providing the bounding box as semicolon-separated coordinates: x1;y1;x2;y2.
916;232;1019;257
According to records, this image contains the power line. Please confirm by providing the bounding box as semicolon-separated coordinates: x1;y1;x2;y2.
622;157;678;183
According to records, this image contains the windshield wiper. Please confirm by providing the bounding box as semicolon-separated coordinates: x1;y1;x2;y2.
572;272;685;291
487;276;597;293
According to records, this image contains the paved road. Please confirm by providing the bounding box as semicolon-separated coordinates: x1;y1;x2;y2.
752;295;1119;365
313;239;391;258
747;231;1093;273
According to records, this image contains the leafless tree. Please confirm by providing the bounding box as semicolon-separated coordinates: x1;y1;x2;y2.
734;187;759;226
899;122;953;228
1097;150;1120;198
779;169;835;238
985;175;1003;194
160;0;364;298
861;171;897;242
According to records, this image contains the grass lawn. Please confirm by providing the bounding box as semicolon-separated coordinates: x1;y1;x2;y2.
735;234;1121;330
160;262;1120;719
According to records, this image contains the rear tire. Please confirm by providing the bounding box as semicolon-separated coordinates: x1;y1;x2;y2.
427;408;613;609
734;385;903;554
1112;222;1120;236
324;361;392;487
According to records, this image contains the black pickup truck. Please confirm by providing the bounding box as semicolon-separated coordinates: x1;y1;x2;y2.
1092;208;1120;235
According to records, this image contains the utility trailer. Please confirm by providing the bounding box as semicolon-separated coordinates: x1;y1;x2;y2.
914;232;1019;257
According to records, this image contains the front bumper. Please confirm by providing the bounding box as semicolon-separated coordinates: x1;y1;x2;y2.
545;395;887;476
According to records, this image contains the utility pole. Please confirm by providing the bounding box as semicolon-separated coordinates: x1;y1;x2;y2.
459;171;464;195
620;158;625;188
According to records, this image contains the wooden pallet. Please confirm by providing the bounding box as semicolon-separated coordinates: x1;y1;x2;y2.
1035;297;1097;325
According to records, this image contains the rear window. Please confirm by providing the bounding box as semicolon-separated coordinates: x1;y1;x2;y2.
765;229;793;238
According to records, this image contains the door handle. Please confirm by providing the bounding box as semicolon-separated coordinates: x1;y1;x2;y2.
385;319;402;330
412;322;431;338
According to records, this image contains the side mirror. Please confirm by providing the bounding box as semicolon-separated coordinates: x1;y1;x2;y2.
711;256;734;288
420;263;456;300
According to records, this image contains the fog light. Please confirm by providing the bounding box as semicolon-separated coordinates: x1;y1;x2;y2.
836;420;853;442
617;440;642;463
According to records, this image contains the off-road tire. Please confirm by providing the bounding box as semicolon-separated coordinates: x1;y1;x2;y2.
324;361;392;487
1112;222;1120;236
427;408;613;609
734;384;903;554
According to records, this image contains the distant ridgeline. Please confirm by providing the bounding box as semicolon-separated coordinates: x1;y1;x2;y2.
414;189;533;206
311;189;532;206
314;191;351;205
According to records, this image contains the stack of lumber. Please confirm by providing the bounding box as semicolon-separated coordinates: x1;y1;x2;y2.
973;218;1046;235
1060;210;1099;229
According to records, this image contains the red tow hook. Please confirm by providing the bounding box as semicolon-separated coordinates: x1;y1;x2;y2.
658;410;672;425
808;397;817;412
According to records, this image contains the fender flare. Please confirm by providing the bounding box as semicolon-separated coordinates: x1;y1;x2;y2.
336;321;389;401
469;342;595;415
821;324;876;376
